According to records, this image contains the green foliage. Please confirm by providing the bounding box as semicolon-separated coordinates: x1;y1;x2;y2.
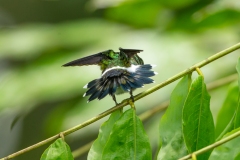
182;76;215;160
158;75;191;159
158;0;199;9
234;153;240;160
209;128;240;160
88;110;122;160
234;58;240;128
101;108;152;160
106;1;161;28
215;83;239;138
38;57;240;160
40;138;73;160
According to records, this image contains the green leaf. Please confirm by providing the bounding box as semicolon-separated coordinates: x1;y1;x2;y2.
182;75;215;160
40;138;73;160
157;75;191;160
235;153;240;160
215;83;239;138
88;110;122;160
209;127;240;160
234;58;240;128
216;111;236;142
101;108;152;160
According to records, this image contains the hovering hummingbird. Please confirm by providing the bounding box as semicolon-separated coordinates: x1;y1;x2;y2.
62;47;157;105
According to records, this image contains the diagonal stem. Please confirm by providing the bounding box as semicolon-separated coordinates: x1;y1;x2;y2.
1;42;240;160
178;129;240;160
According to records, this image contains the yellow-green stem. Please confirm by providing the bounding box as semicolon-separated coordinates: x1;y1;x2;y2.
179;129;240;160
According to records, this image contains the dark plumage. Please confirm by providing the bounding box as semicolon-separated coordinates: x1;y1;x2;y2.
83;64;157;104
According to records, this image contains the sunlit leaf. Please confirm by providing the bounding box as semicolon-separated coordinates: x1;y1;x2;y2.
87;110;122;160
157;75;191;160
182;75;215;160
101;108;151;159
209;127;240;160
40;138;73;160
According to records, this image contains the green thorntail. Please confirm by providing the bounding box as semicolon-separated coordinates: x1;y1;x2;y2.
63;47;157;105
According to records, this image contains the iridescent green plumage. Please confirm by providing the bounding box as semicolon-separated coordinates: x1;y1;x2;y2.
63;48;144;72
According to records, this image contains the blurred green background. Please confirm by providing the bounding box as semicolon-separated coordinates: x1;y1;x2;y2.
0;0;240;159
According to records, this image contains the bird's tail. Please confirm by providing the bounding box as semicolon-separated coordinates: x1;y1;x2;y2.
83;64;157;103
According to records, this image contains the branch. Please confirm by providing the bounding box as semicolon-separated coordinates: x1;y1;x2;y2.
1;42;240;160
178;129;240;160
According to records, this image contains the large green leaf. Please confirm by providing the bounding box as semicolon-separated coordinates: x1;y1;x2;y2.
88;110;122;160
101;108;152;160
40;138;73;160
182;75;215;160
215;83;239;138
209;127;240;160
157;75;191;160
234;58;240;128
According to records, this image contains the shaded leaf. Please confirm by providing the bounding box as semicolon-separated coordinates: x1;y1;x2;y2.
106;1;162;28
102;108;151;160
234;58;240;128
158;0;199;9
40;138;73;160
216;111;236;142
87;110;122;160
157;75;191;160
182;75;215;160
215;83;238;138
209;127;240;160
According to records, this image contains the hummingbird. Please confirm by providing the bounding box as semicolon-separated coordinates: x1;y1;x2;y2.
62;47;157;105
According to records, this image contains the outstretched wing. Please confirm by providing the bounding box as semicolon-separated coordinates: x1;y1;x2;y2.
62;50;110;67
119;47;143;57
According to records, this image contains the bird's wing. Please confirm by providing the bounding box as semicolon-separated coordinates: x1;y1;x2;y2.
119;47;143;57
62;50;109;67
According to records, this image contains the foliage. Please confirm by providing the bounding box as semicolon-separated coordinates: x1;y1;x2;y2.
209;128;240;160
158;75;190;160
101;109;151;160
41;138;73;160
37;57;240;160
182;75;215;160
88;110;122;160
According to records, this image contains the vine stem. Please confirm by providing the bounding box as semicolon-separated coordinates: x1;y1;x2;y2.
1;42;240;160
178;129;240;160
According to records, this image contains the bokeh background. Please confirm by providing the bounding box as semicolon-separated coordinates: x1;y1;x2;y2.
0;0;240;159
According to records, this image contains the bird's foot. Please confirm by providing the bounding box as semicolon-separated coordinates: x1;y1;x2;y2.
129;89;136;110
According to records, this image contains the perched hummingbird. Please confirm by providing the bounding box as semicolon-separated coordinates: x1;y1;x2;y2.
62;47;157;105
